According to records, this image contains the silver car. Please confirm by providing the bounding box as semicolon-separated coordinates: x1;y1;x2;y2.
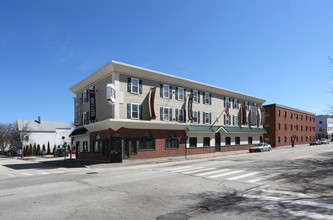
249;143;272;153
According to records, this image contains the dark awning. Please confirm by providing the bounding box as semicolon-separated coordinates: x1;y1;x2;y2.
187;125;221;133
221;126;267;134
69;127;88;137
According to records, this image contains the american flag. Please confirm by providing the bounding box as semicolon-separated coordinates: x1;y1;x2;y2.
225;107;230;117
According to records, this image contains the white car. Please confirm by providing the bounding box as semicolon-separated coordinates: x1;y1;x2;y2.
249;143;272;153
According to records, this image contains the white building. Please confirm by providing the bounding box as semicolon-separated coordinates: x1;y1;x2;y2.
17;117;71;149
316;115;333;140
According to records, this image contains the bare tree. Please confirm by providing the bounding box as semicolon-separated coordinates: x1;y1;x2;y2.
13;121;31;158
0;123;11;153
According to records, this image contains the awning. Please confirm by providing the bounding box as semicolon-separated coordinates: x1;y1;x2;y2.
187;125;221;133
69;127;88;137
221;126;267;134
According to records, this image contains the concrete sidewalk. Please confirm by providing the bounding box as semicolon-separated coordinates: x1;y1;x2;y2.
37;144;301;168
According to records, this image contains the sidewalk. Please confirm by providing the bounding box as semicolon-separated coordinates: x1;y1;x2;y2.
22;143;307;168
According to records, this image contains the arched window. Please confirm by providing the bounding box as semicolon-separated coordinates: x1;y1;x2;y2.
165;132;179;149
139;131;155;151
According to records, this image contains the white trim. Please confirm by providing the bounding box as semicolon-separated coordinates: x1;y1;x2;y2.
163;84;170;99
178;87;184;101
131;103;139;119
192;110;199;123
192;90;198;103
131;77;139;94
163;107;171;121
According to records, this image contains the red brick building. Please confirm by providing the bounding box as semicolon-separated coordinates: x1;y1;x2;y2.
263;104;316;147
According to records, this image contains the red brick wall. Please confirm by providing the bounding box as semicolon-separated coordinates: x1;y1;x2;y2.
221;144;254;152
186;147;215;155
264;105;316;147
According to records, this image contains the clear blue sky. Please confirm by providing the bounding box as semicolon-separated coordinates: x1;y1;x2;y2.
1;0;332;124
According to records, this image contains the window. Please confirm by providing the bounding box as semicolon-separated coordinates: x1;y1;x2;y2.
225;97;230;107
319;121;322;124
265;111;270;117
233;99;238;109
131;104;139;119
284;137;287;143
203;137;210;147
235;137;240;145
278;137;281;143
139;132;155;150
193;90;198;103
176;109;185;122
284;124;287;130
189;137;197;148
204;112;211;124
284;111;287;118
83;112;89;125
301;115;303;120
244;101;249;110
163;84;170;98
83;141;89;152
290;125;293;131
165;132;179;149
94;135;101;152
82;90;88;104
225;137;231;146
233;116;238;126
248;137;252;144
177;87;184;101
125;139;137;155
296;114;298;120
278;123;280;130
131;78;139;94
192;110;199;123
163;107;172;121
204;92;211;105
290;113;293;119
301;126;303;131
224;114;231;125
277;110;280;117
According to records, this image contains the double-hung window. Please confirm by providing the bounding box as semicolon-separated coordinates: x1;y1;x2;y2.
233;116;238;126
224;114;230;125
131;104;139;119
204;92;211;105
204;112;211;124
193;90;198;103
233;98;238;109
244;101;249;110
83;112;89;125
163;107;172;121
82;90;88;104
177;87;184;101
83;141;89;152
225;97;230;108
131;78;139;94
163;84;170;98
176;109;184;122
192;110;199;123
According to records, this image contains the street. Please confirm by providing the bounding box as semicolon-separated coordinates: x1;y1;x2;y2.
0;144;333;220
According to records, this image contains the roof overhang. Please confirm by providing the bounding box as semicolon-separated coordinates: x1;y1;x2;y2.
69;127;88;137
84;119;190;133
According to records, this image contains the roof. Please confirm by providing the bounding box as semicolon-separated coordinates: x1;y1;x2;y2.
70;61;266;104
263;104;316;116
187;125;221;133
221;126;267;134
187;125;266;134
69;127;88;137
17;120;71;132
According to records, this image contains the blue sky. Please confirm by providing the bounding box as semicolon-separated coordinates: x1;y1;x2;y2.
1;0;332;124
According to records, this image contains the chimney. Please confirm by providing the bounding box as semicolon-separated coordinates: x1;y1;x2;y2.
38;116;41;124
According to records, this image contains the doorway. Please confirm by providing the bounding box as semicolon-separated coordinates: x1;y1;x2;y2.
215;133;221;152
110;137;122;163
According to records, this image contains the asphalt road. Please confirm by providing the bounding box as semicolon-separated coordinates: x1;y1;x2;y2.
0;143;332;220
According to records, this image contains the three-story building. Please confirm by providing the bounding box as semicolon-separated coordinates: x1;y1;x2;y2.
70;61;266;162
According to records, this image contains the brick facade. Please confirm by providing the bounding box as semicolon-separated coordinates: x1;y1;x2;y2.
263;104;316;147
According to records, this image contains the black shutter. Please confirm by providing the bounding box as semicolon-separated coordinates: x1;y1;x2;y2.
184;109;186;122
176;109;178;122
169;108;172;121
160;107;163;121
198;91;200;103
203;112;206;124
175;87;178;100
209;93;212;105
184;89;186;100
128;78;131;93
139;105;142;119
169;86;172;99
209;113;212;124
198;111;201;123
139;80;142;94
224;115;226;125
127;104;131;119
224;97;226;107
160;84;163;97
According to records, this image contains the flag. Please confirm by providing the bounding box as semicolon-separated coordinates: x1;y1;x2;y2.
225;107;230;117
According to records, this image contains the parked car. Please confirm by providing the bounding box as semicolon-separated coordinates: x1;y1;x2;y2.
310;140;321;145
54;148;68;157
320;138;329;145
249;143;272;153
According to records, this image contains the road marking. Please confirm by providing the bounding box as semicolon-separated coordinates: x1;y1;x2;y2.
261;205;333;220
21;172;32;176
209;170;244;178
39;171;50;175
243;194;333;210
7;174;15;178
250;188;322;199
181;167;215;174
160;166;193;172
195;169;231;176
246;173;279;183
173;167;204;173
227;172;259;181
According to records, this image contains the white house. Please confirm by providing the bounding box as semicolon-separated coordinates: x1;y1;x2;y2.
316;115;333;140
17;117;71;149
